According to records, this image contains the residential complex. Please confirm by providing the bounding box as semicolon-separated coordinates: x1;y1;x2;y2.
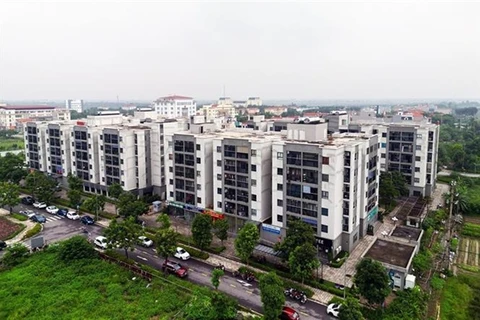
65;99;84;113
152;95;196;118
0;104;70;130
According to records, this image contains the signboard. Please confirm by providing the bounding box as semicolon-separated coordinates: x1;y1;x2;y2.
262;223;281;234
204;209;224;220
367;206;378;221
168;201;184;209
302;218;318;226
184;204;204;213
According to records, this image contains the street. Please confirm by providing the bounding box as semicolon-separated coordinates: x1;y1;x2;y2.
6;201;335;320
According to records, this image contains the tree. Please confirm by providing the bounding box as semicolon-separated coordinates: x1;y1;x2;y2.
108;183;123;214
83;195;106;221
339;297;365;320
1;243;29;267
183;290;237;320
103;217;142;259
259;272;285;320
384;287;427;320
191;214;213;251
0;181;20;213
25;171;56;204
211;268;224;290
67;173;83;191
154;215;178;263
213;218;229;245
274;219;315;259
0;152;27;183
379;172;398;207
234;223;259;264
117;192;148;220
354;258;391;305
288;243;320;284
157;213;171;230
58;236;97;262
67;189;82;208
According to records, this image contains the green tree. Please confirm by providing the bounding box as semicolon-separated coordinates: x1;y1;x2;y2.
354;258;391;305
67;189;82;208
211;268;224;290
25;171;56;204
0;181;20;213
67;173;83;191
288;243;320;284
108;183;123;214
1;243;30;267
259;271;285;320
412;250;433;275
103;217;142;259
191;214;213;251
339;297;365;320
379;172;398;207
384;286;428;320
58;236;97;262
234;223;259;264
183;290;237;320
117;192;148;220
213;218;229;245
82;194;106;221
0;152;27;183
275;219;315;259
154;214;178;263
391;171;409;196
156;213;171;230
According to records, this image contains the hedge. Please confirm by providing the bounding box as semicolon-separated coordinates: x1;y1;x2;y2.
22;223;42;240
178;244;209;260
176;233;226;255
52;197;115;220
330;251;349;268
11;213;28;221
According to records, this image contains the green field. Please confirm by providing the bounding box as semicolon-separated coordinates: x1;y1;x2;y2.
0;251;190;320
440;272;480;320
0;138;24;151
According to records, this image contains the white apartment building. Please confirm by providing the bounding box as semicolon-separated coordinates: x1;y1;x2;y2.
65;100;84;113
247;97;262;106
271;123;379;253
1;105;71;130
153;95;196;119
24;113;185;197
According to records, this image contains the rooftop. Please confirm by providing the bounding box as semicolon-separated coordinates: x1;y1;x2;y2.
157;95;193;101
0;105;57;110
364;238;415;268
391;226;422;242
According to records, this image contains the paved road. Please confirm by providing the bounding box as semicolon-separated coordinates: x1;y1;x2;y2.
6;201;335;319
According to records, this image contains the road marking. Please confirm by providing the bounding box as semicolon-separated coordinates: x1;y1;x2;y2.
201;273;208;277
137;256;148;261
189;267;195;271
230;284;236;288
245;290;253;294
300;312;309;316
142;251;149;254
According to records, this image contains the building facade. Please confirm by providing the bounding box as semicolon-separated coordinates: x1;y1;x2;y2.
153;95;196;119
65;100;84;113
1;105;70;130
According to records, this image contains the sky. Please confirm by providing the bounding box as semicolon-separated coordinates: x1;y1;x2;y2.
0;1;479;101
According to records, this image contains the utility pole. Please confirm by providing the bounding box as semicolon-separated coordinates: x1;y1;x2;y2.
448;180;456;240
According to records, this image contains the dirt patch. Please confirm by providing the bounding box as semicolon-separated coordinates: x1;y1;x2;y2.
0;216;23;240
464;216;480;224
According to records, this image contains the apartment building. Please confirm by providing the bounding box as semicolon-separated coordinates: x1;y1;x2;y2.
271;123;379;253
153;95;196;118
1;105;70;130
65;100;84;113
24;113;185;197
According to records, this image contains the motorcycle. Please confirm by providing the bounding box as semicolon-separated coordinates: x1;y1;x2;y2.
242;272;255;282
214;264;226;272
284;288;307;304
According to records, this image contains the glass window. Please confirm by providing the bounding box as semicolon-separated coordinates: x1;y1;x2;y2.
322;174;329;182
321;208;328;216
321;224;328;233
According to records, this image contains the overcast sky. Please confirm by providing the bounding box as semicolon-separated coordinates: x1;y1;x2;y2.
0;1;479;101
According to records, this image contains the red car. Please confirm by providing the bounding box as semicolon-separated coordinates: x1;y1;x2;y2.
280;306;300;320
162;260;188;278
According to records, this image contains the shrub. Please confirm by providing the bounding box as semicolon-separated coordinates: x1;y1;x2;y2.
1;243;30;267
179;244;209;260
22;223;42;240
58;236;97;262
11;213;27;221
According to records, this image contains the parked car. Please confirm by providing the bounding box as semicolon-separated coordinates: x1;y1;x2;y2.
57;208;68;217
138;236;153;247
46;206;59;214
80;216;94;225
33;202;47;209
280;306;300;320
94;236;108;249
326;303;342;318
174;247;190;260
21;196;34;205
31;214;47;223
0;240;7;251
67;210;80;220
20;210;37;219
162;260;188;278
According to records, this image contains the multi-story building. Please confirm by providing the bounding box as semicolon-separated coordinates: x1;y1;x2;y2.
153;95;196;119
65;100;84;113
271;123;379;253
1;105;70;130
247;97;262;106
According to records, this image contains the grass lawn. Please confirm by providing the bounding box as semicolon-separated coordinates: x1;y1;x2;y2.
440;272;480;320
0;251;191;320
0;138;24;151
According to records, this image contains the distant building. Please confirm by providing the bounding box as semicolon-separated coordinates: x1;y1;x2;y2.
153;95;196;119
65;100;84;113
0;105;70;130
247;97;262;107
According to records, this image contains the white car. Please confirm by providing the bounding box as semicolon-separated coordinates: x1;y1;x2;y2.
33;202;47;209
46;206;59;214
138;236;153;248
174;247;190;260
327;303;342;318
21;210;37;219
94;236;108;249
67;210;80;220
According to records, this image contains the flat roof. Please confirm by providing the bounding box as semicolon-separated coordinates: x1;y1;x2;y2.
391;226;422;242
364;238;415;268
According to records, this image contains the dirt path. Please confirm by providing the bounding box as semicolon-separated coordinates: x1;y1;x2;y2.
476;241;479;266
464;239;469;264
